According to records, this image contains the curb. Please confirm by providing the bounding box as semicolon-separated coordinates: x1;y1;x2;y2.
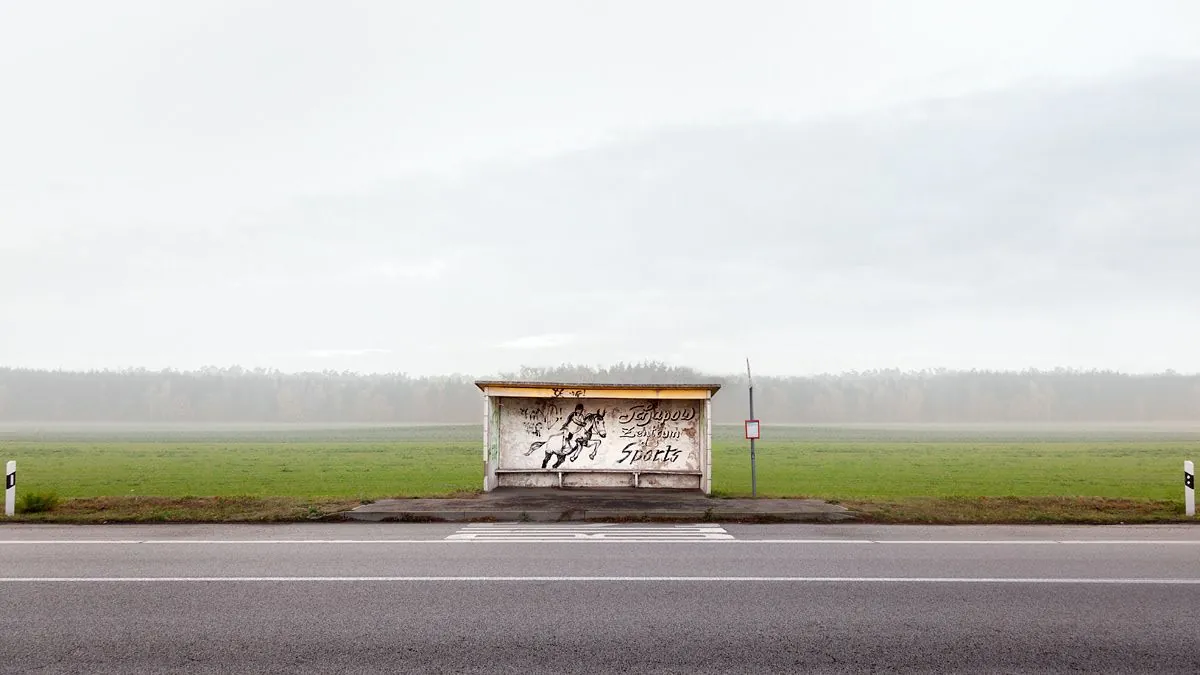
340;509;858;523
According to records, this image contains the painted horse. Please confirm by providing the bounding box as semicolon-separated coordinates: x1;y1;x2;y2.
524;410;607;469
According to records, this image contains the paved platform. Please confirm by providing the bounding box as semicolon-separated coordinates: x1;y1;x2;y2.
342;488;855;523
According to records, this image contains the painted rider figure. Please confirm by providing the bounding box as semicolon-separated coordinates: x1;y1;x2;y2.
560;404;587;451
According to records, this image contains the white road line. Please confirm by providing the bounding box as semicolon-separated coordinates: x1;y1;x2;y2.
741;540;1200;545
458;524;719;527
1;538;1199;545
0;576;1197;584
451;526;724;530
462;523;719;526
445;523;734;541
747;539;1200;545
456;524;725;530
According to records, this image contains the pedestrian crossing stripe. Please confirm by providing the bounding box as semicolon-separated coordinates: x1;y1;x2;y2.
445;523;734;542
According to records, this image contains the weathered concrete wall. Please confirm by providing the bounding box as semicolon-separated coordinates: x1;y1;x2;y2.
560;472;636;488
496;472;561;488
497;397;703;474
483;396;501;491
637;473;701;489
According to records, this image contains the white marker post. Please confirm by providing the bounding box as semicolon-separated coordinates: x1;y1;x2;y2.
4;461;14;517
1186;460;1195;518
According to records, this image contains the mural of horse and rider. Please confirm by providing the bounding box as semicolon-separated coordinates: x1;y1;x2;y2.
502;397;703;473
524;403;608;468
478;381;719;492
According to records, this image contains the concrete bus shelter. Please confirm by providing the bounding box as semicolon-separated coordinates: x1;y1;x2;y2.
475;381;722;493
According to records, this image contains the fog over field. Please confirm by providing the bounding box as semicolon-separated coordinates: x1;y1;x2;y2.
3;2;1199;386
2;364;1198;425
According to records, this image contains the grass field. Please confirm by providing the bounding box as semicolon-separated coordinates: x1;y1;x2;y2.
2;424;1195;499
1;424;1196;523
2;441;479;500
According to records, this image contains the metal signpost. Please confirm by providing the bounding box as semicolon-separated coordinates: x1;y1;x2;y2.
745;419;761;441
746;359;757;498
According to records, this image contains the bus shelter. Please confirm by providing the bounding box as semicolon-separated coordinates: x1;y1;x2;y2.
475;381;722;493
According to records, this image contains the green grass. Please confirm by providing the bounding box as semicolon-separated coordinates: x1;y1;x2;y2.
2;423;1193;524
16;491;60;514
710;441;1193;500
1;437;1193;502
0;442;481;499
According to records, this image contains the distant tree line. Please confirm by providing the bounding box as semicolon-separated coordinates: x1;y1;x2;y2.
0;363;1198;424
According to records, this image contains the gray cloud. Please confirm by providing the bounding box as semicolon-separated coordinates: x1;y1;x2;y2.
3;3;1199;375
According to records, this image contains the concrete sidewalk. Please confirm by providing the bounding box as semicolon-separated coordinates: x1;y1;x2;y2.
343;488;855;523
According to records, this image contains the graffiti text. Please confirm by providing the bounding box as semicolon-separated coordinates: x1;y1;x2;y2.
618;443;683;464
616;403;697;428
619;425;682;440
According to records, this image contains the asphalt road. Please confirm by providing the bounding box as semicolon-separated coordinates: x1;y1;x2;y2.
2;523;1198;673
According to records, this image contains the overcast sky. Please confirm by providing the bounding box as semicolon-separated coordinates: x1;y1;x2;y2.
3;0;1200;377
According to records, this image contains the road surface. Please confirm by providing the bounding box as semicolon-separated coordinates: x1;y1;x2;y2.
1;523;1198;673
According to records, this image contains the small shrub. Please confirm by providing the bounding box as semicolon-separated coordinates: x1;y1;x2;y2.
17;492;61;514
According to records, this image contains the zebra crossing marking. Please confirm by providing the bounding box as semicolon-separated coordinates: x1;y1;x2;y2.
444;523;734;542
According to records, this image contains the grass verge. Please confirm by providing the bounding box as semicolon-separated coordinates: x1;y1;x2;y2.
1;495;1193;525
842;496;1191;524
17;491;61;514
1;496;362;523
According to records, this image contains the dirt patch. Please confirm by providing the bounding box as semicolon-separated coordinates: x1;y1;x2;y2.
843;496;1194;524
2;496;360;523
